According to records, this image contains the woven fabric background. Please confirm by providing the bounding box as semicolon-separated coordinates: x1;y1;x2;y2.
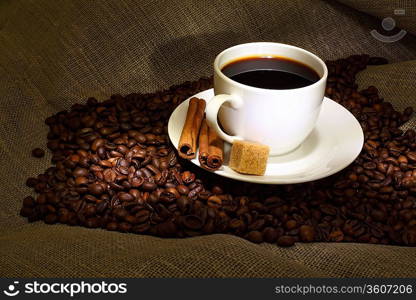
338;0;416;35
0;0;415;277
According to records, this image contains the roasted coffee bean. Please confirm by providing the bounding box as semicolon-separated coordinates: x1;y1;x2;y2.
96;201;108;214
130;176;144;188
320;205;337;216
263;227;278;243
181;171;195;184
363;162;376;170
177;184;190;195
20;207;33;217
132;223;150;233
229;219;244;230
119;192;134;202
328;229;344;242
142;182;157;191
247;219;264;231
118;222;132;232
160;187;180;202
73;167;87;177
155;220;177;237
211;186;223;195
22;196;35;207
247;231;263;243
285;220;297;230
407;152;416;162
88;183;104;195
36;194;47;205
26;177;38;187
136;209;150;223
207;195;222;208
31;148;45;158
106;222;118;231
75;176;89;186
277;235;295;247
299;225;315;242
85;217;100;228
124;215;139;224
183;215;204;230
45;213;58;224
177;196;190;213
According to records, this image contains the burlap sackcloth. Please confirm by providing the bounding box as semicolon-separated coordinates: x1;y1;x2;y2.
0;0;415;277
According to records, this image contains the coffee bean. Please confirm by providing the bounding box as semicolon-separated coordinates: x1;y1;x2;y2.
26;177;38;187
85;217;100;228
123;215;138;224
22;196;35;207
285;220;297;230
142;182;157;191
262;227;278;243
45;214;58;224
132;223;150;233
128;177;142;189
249;219;265;231
75;176;89;186
328;229;344;242
407;152;416;162
363;162;376;170
183;215;204;230
177;184;189;195
211;186;223;195
177;196;190;213
299;225;315;242
247;231;263;243
277;235;295;247
118;222;132;232
73;167;88;177
156;220;177;237
20;207;33;217
90;138;105;151
229;219;244;230
136;209;150;223
320;205;337;216
207;195;222;208
104;169;117;184
106;222;118;231
31;148;45;158
119;192;134;202
88;183;104;195
181;171;195;184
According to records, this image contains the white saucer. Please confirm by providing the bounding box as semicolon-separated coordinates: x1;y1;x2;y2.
168;89;364;184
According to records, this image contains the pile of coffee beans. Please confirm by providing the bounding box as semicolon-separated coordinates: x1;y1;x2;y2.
20;55;416;247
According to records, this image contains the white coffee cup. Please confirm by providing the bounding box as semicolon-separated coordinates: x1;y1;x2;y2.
206;42;328;156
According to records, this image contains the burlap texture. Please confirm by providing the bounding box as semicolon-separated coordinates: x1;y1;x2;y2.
0;0;415;277
337;0;416;35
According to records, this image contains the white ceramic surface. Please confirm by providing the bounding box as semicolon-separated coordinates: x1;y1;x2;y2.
168;89;364;184
206;42;328;156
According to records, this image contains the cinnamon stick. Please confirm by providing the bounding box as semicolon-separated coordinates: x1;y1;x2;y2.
178;97;206;159
198;118;224;171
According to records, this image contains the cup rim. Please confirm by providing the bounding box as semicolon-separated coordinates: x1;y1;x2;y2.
214;42;328;93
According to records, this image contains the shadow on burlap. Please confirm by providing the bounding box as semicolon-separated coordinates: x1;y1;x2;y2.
0;0;415;277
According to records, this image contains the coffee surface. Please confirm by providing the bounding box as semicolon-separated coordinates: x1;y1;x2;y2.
221;56;320;89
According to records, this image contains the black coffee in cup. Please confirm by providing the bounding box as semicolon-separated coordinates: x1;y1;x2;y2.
221;56;320;89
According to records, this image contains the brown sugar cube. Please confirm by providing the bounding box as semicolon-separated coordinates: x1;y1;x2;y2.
229;140;270;175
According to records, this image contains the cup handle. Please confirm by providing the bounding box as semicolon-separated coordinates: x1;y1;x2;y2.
206;94;244;144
